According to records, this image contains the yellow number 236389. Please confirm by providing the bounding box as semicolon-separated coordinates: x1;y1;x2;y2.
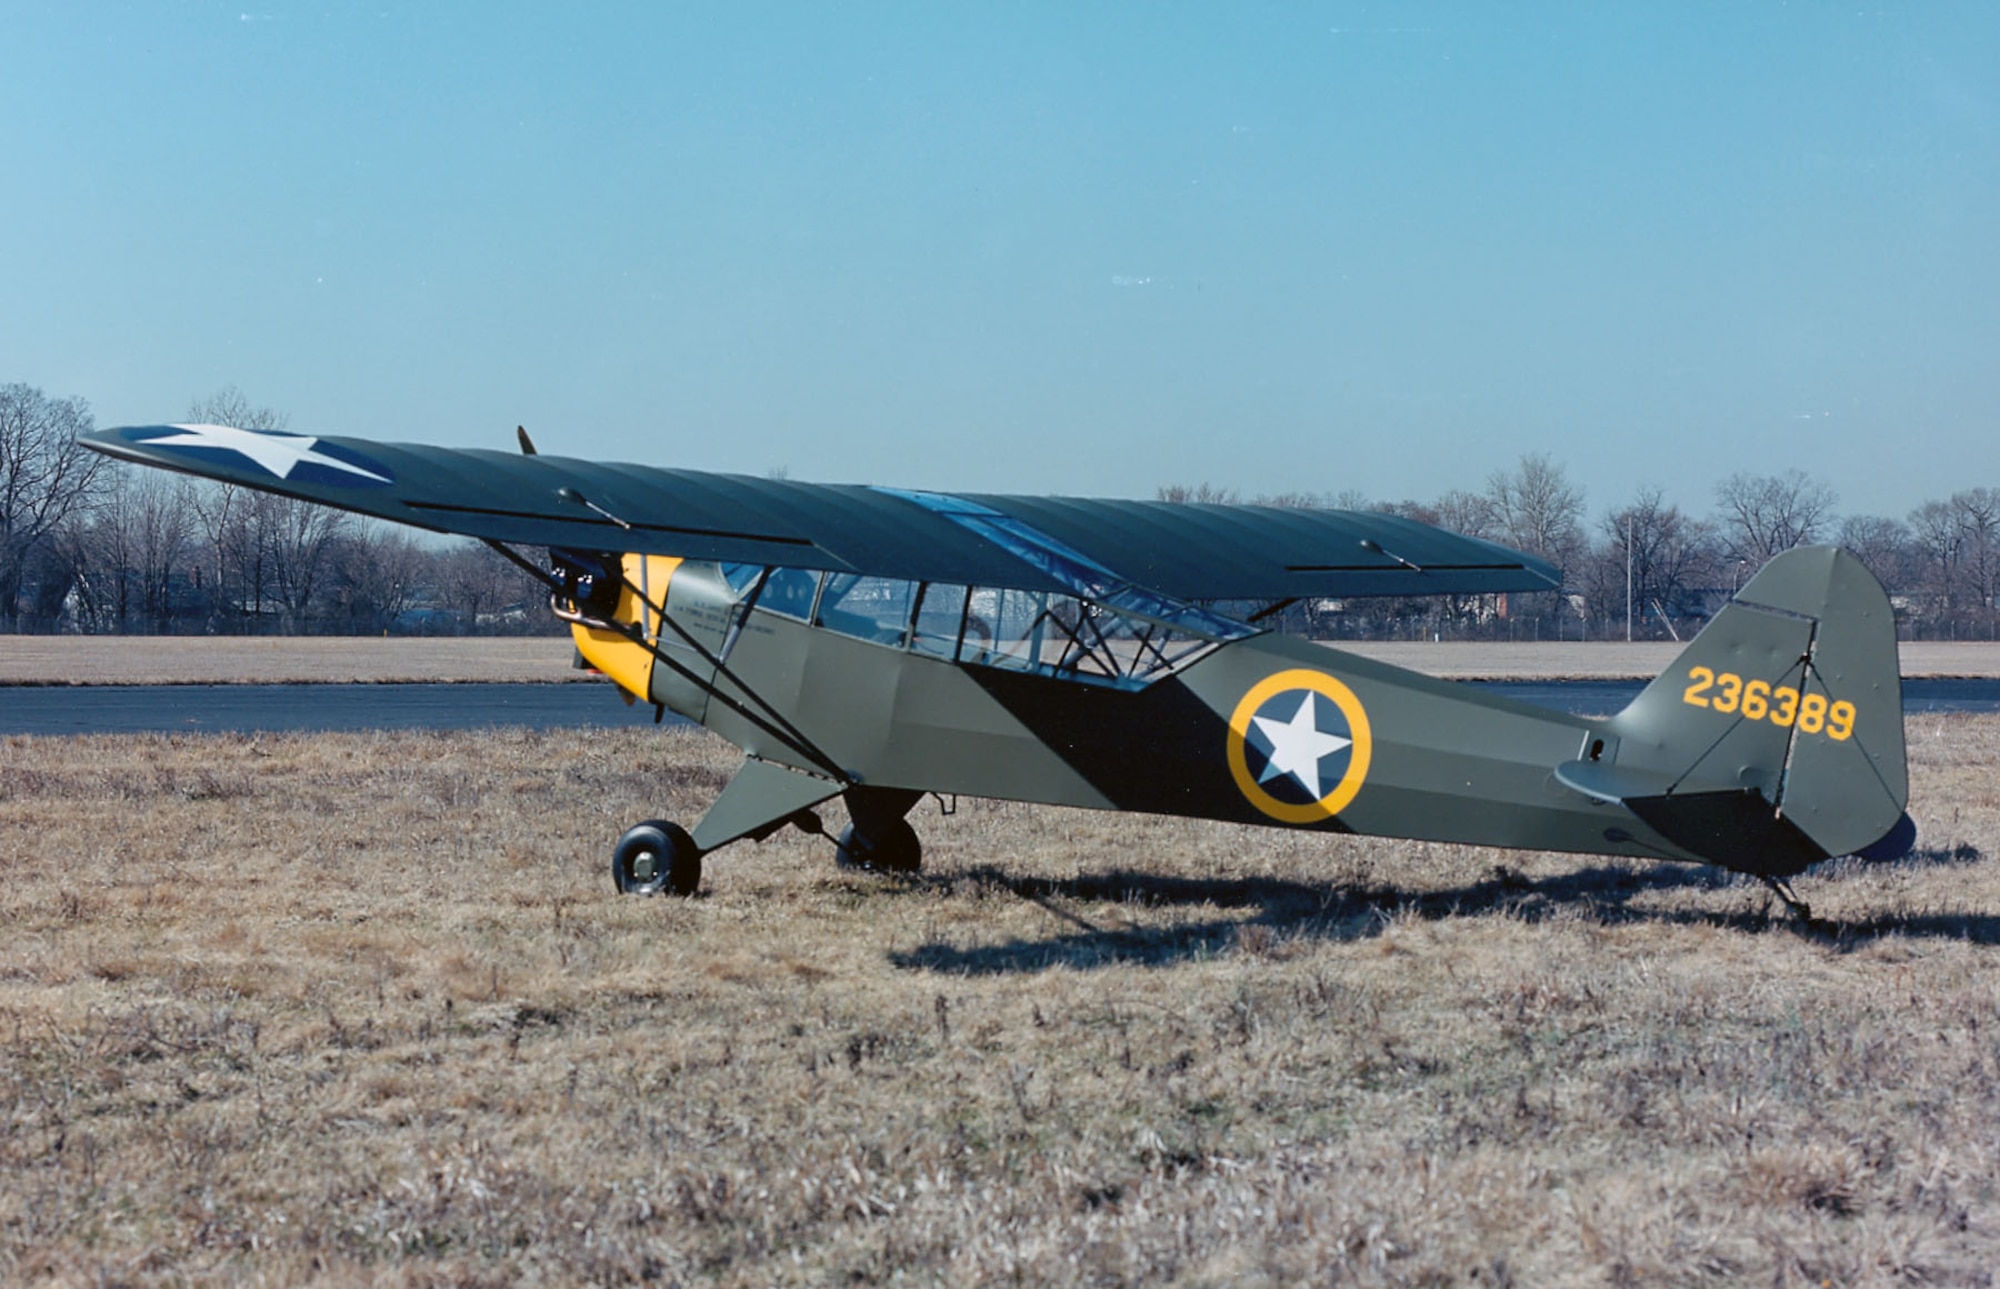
1680;667;1855;739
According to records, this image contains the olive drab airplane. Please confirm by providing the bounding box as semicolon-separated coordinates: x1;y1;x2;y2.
81;423;1916;921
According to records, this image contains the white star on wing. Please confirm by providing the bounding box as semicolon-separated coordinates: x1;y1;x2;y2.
1252;693;1352;800
142;424;390;483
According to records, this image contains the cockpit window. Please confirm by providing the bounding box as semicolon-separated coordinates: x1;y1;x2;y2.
720;563;765;596
761;566;820;621
963;587;1043;670
911;583;968;659
815;574;915;644
745;564;1244;688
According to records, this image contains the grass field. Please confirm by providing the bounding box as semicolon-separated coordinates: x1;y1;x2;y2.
0;638;582;686
2;718;1997;1285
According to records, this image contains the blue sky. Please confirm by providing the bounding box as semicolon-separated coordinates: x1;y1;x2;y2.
4;3;1995;521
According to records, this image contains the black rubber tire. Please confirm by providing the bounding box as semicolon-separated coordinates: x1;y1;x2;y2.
612;820;702;897
835;817;921;874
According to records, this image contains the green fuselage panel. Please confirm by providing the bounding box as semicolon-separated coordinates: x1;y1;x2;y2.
666;607;1702;865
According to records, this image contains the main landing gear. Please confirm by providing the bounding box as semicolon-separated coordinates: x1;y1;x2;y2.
835;816;922;874
607;775;924;897
835;786;924;875
612;821;703;897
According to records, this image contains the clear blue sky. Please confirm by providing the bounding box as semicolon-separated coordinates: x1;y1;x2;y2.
4;3;1995;521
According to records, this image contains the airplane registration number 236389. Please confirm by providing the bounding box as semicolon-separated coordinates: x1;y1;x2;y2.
1681;666;1856;740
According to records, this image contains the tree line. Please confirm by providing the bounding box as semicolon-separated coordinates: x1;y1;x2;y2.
1;384;551;636
1170;451;1998;643
4;380;1995;640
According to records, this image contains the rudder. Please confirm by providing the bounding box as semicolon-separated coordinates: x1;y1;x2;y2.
1596;547;1909;874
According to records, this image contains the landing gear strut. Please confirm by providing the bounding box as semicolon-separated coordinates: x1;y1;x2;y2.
612;820;702;897
608;781;925;896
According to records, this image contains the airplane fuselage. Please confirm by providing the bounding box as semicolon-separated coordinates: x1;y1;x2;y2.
595;558;1699;868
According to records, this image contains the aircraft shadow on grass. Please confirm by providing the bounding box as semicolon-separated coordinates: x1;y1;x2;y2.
886;844;1998;975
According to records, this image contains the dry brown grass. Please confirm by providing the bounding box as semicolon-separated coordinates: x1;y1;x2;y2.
0;638;578;686
2;718;1998;1285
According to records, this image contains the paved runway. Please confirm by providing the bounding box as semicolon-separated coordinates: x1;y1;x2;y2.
0;683;677;735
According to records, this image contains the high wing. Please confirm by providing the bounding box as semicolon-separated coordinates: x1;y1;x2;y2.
80;424;1559;601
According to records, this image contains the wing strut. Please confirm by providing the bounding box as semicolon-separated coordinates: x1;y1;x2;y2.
481;540;855;786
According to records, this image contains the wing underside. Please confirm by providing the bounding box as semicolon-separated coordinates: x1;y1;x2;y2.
82;425;1560;602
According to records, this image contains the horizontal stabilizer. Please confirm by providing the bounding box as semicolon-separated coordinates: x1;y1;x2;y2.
1622;789;1829;877
1552;758;1679;804
1555;759;1832;875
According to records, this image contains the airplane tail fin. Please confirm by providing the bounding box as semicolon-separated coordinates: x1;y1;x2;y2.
1558;547;1911;876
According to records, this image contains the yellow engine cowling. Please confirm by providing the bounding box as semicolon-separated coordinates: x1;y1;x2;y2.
570;554;683;703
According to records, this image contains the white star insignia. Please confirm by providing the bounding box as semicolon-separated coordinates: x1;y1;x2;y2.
1252;693;1353;800
142;424;390;484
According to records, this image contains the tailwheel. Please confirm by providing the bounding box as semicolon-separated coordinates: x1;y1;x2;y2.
835;817;922;874
1758;873;1817;928
612;820;702;897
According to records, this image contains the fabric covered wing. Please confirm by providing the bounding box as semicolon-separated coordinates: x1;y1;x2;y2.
967;493;1557;600
81;425;1559;601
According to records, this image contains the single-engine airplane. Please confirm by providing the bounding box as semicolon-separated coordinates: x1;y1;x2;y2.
81;423;1914;919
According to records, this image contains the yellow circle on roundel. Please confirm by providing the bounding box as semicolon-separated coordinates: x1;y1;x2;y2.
1226;669;1373;824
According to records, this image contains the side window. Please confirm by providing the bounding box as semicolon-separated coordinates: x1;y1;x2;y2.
761;567;821;621
911;583;968;659
1039;594;1093;670
961;587;1002;662
815;575;916;645
967;587;1046;670
720;563;765;597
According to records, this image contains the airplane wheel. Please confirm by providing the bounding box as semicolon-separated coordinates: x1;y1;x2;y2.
612;820;702;897
835;818;922;874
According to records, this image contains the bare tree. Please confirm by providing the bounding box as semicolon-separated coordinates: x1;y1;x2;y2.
1952;487;2000;637
1837;514;1913;596
185;385;286;434
187;482;242;629
184;387;293;631
1906;499;1963;629
1485;453;1585;570
442;542;521;633
1372;498;1441;525
129;470;196;631
1431;488;1496;541
1251;490;1324;509
1713;470;1837;565
62;466;198;631
0;383;110;629
47;493;129;631
1594;489;1717;636
327;524;432;632
260;488;350;632
1480;454;1586;639
1155;482;1241;505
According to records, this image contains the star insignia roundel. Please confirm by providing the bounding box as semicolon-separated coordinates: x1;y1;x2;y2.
128;424;395;489
1226;669;1373;824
